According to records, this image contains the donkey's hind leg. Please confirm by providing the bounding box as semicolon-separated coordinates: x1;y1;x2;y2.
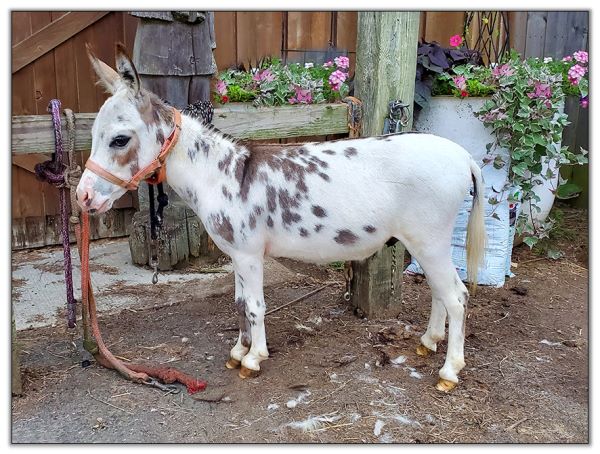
412;249;467;392
416;296;447;356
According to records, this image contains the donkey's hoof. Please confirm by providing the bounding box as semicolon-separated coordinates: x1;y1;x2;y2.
225;358;241;369
239;366;260;379
436;378;457;393
416;344;433;357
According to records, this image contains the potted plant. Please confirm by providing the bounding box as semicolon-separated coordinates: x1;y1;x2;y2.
413;35;588;248
214;56;351;107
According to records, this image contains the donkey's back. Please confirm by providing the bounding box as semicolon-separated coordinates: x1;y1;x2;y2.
258;132;476;265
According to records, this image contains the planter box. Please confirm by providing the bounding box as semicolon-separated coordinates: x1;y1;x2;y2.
413;96;558;226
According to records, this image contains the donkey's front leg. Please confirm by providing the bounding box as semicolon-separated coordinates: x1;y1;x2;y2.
230;254;269;379
225;271;252;369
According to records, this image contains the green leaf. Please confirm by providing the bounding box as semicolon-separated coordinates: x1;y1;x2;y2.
523;236;538;248
546;249;564;260
556;182;582;199
511;162;528;177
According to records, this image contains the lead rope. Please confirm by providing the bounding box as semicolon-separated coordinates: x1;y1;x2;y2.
42;99;207;394
34;100;80;328
146;101;214;284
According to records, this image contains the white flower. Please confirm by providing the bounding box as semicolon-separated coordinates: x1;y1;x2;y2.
544;57;553;63
304;62;314;69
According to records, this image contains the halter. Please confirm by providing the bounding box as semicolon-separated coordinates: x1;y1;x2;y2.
84;107;182;191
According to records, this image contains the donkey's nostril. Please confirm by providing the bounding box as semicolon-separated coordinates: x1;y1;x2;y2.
85;198;93;207
89;209;97;214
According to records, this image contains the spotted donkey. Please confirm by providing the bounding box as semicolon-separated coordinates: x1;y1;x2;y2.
77;44;485;392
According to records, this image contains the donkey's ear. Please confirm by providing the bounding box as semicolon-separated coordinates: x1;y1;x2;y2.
115;43;140;95
86;43;119;94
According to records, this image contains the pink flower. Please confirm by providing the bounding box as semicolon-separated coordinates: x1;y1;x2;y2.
334;56;350;69
323;61;333;68
253;69;275;83
580;96;589;108
527;81;552;99
216;80;227;95
573;50;588;64
568;64;586;85
329;69;347;91
562;55;572;62
452;75;467;91
492;63;514;78
289;86;312;104
449;34;463;47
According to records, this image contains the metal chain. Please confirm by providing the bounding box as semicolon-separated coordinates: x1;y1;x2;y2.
383;100;411;134
390;245;397;296
343;262;353;301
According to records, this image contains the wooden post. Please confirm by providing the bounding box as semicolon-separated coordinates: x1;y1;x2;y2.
12;303;22;396
350;12;419;318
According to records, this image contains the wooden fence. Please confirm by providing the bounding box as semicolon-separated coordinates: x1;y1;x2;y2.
11;11;589;248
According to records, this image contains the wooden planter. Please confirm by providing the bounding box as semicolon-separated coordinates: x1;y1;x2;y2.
413;96;560;227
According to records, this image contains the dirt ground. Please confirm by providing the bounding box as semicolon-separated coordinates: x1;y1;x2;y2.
11;203;588;444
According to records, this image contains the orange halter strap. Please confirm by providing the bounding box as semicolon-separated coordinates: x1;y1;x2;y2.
84;107;182;191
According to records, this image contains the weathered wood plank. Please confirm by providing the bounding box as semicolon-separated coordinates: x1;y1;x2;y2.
12;103;350;155
12;306;22;396
524;12;547;58
508;12;528;57
350;12;419;318
12;12;109;73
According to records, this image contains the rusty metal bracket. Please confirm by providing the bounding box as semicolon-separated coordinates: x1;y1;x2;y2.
343;96;363;138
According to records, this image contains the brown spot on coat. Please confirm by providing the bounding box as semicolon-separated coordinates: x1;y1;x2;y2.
267;216;274;228
334;229;358;245
222;185;233;201
309;156;328;169
299;227;309;237
312;205;327;218
363;225;377;233
344;147;358;158
209;211;235;244
322;149;336;155
156;129;165;145
266;185;277;212
115;136;139;167
314;224;324;233
218;149;234;174
248;213;257;230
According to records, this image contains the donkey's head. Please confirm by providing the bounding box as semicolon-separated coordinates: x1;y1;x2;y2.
76;43;174;213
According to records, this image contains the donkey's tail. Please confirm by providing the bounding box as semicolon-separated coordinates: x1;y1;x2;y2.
466;159;486;292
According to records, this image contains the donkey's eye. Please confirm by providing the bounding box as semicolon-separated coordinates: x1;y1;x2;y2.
109;135;131;148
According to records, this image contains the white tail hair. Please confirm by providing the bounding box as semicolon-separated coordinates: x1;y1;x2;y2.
466;160;486;292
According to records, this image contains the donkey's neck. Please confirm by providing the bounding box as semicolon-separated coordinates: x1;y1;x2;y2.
164;114;248;216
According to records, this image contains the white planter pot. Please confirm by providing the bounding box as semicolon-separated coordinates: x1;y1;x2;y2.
413;96;559;228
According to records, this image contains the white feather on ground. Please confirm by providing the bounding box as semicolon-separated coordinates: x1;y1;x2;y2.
287;412;342;432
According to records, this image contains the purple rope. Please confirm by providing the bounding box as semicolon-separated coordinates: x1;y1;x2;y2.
34;99;76;328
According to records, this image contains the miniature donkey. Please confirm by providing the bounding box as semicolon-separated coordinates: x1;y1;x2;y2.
77;44;485;392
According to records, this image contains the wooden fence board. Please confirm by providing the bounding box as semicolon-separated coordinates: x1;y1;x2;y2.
214;12;237;69
524;12;547;57
12;103;350;155
287;12;332;50
508;11;528;56
12;12;109;72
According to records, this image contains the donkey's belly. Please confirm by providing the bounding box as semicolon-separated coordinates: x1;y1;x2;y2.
265;232;386;264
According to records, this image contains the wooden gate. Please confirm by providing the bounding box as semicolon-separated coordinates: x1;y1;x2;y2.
11;12;139;249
